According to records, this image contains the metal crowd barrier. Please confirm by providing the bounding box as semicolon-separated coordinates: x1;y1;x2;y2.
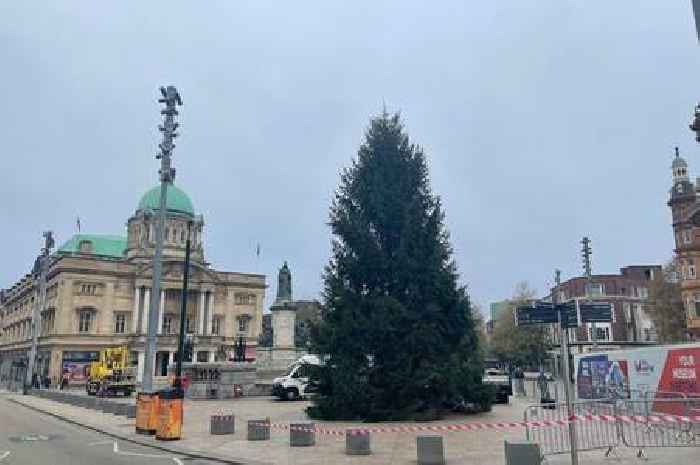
525;396;700;460
524;400;618;457
616;398;700;458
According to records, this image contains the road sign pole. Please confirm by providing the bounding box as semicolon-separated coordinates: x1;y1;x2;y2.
559;305;578;465
553;270;578;465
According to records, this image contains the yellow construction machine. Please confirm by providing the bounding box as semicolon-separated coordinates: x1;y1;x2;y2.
86;346;136;397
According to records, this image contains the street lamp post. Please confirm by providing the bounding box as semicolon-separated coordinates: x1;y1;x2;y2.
581;237;596;350
142;86;182;394
174;221;193;393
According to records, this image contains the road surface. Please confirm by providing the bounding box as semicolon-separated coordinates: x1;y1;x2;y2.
0;393;219;465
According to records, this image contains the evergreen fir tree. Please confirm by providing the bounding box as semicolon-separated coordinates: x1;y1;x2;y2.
309;111;489;421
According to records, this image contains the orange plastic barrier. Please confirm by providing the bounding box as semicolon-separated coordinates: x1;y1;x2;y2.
135;392;160;435
156;390;183;440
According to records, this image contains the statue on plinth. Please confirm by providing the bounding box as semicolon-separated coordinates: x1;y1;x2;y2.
275;261;292;305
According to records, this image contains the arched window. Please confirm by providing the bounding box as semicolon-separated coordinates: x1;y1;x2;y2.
78;240;93;253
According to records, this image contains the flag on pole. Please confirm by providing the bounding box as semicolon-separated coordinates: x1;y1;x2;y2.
694;0;700;42
76;216;81;233
256;243;260;258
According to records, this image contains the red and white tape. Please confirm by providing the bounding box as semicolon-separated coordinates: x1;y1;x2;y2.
249;414;700;436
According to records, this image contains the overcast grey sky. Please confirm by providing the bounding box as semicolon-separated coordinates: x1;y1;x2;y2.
1;1;698;313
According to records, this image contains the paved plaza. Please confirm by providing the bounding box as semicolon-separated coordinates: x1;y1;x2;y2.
4;390;698;465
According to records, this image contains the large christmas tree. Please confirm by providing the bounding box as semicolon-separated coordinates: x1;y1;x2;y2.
309;111;489;421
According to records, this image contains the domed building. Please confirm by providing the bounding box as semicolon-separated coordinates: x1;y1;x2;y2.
0;181;265;387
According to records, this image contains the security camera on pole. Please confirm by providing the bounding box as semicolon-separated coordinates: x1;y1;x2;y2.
136;86;182;435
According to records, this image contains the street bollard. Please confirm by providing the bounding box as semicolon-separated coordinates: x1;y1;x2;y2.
101;401;117;414
504;440;541;465
290;423;315;447
210;415;235;435
84;397;97;410
346;429;371;455
114;403;130;417
247;419;270;441
417;435;445;465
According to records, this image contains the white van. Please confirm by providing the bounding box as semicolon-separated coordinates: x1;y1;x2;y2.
271;355;321;401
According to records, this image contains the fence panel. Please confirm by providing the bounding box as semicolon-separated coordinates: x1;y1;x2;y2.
524;400;619;456
616;398;700;455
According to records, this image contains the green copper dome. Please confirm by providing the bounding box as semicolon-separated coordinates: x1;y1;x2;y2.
137;183;194;216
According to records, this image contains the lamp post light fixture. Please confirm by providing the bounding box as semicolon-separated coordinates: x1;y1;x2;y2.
142;86;182;394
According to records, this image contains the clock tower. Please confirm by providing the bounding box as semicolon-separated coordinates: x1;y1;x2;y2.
668;147;700;338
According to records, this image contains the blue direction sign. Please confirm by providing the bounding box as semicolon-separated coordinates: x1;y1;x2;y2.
516;300;580;328
516;302;557;325
579;302;612;323
557;301;579;328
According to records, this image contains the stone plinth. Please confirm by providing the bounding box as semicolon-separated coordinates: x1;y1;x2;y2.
171;362;257;399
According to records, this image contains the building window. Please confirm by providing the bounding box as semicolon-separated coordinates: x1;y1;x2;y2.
114;313;126;334
683;229;692;244
162;315;173;334
638;287;649;299
235;293;256;305
587;283;603;297
695;294;700;318
186;316;194;333
79;310;93;333
589;325;610;341
180;230;185;242
197;351;209;363
623;302;631;323
237;316;249;333
80;284;98;295
211;317;221;335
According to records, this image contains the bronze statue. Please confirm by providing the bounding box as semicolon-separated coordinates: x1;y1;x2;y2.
276;261;292;303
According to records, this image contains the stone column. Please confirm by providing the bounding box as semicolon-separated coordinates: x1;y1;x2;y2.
208;351;215;362
132;285;140;334
198;291;206;335
141;288;151;334
205;291;214;336
157;289;165;335
137;351;145;383
193;350;199;363
168;352;175;366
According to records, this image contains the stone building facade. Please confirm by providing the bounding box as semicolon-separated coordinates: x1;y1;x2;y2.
550;266;661;345
0;181;265;387
668;149;700;338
